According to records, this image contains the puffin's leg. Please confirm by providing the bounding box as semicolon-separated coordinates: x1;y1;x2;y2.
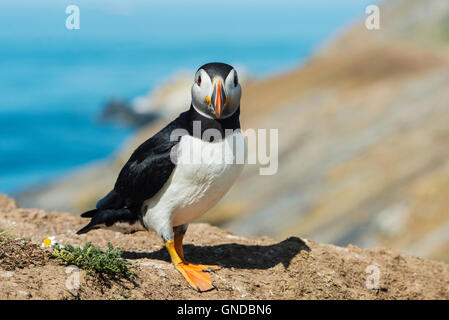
173;224;220;273
173;224;188;261
164;225;216;292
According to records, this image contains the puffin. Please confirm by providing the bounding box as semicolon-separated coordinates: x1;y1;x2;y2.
77;62;245;292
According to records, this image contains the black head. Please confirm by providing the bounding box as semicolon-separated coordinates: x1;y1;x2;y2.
191;62;241;119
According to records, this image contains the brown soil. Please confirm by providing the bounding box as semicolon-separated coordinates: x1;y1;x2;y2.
0;236;49;271
0;194;448;300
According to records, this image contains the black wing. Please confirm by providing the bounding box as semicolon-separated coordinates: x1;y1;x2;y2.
113;111;189;206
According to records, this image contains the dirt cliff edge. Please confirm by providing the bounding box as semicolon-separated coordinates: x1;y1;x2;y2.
0;194;448;300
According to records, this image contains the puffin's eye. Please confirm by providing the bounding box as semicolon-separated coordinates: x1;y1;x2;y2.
233;73;238;87
196;75;202;86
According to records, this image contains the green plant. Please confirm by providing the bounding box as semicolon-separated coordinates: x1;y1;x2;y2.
51;242;135;281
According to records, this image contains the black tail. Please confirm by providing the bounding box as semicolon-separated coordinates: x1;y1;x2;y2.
80;208;99;218
77;207;141;235
77;221;99;235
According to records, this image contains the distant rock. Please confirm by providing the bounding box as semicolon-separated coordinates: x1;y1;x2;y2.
99;98;160;127
132;71;194;118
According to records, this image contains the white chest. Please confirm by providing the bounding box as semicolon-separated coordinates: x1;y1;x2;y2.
143;131;246;228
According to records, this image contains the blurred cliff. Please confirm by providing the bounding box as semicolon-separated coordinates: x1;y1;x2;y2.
17;0;449;262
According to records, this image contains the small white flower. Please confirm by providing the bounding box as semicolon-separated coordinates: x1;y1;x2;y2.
41;236;57;248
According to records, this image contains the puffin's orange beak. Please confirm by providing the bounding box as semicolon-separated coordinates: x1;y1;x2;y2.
212;81;226;118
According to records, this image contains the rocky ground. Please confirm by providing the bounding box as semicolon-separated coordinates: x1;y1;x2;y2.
1;194;448;300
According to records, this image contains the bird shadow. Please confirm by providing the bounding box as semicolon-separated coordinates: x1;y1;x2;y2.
122;236;310;270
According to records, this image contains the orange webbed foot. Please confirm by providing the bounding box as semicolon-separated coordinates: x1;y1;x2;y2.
175;262;217;292
185;263;221;273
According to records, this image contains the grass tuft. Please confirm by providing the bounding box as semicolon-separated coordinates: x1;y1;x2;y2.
51;242;135;281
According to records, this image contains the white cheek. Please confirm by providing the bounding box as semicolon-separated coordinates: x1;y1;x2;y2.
192;70;212;101
192;84;201;98
192;84;210;102
201;71;212;94
226;84;241;104
225;82;233;96
202;83;212;97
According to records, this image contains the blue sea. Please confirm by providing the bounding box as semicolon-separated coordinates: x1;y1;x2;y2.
0;0;373;194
